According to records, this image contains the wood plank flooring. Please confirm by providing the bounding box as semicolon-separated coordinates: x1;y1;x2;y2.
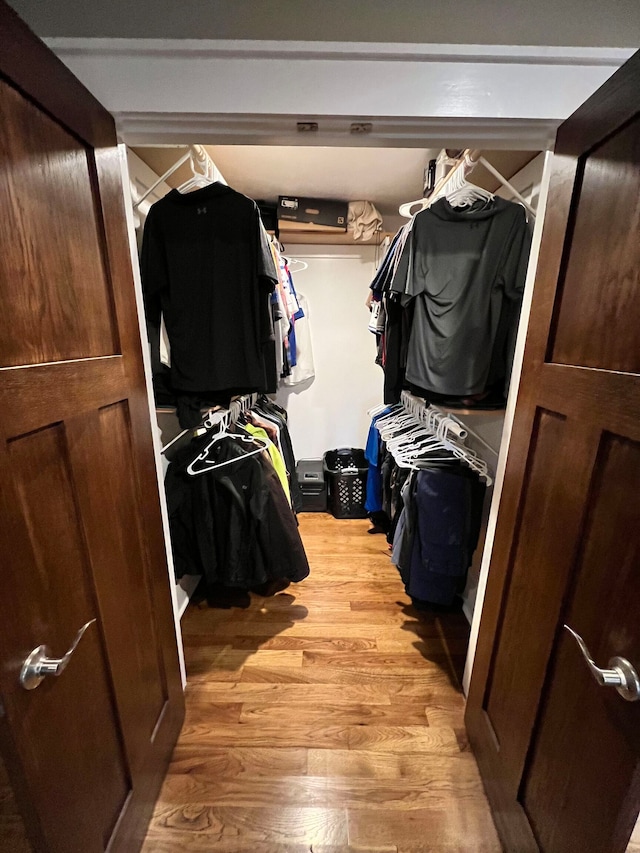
143;514;502;852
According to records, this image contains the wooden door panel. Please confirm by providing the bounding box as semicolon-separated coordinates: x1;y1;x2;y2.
467;51;640;852
0;4;184;851
483;411;600;792
0;423;130;852
549;114;640;373
0;753;32;853
68;401;168;771
0;78;119;368
522;432;640;852
0;360;127;436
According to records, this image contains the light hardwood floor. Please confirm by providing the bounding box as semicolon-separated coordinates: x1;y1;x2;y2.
142;513;502;852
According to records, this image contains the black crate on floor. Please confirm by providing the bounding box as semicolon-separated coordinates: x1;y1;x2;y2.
323;448;368;519
296;459;327;512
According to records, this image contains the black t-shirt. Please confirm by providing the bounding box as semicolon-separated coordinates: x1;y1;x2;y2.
390;197;531;396
141;182;278;395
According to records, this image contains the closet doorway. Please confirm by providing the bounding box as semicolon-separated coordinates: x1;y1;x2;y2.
3;0;638;849
127;51;640;853
0;5;184;852
127;141;543;691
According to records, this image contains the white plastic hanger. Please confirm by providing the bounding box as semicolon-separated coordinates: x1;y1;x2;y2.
384;420;455;468
176;146;218;194
367;402;397;419
185;393;270;475
398;153;471;218
186;422;270;476
283;257;309;274
399;148;535;222
445;174;494;210
375;396;492;484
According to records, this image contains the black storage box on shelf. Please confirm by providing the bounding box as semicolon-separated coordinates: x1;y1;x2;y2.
296;459;327;512
278;195;348;233
323;448;368;519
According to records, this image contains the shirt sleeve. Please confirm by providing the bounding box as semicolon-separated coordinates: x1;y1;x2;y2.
502;207;533;301
256;211;278;288
389;227;416;304
140;204;169;376
502;207;534;388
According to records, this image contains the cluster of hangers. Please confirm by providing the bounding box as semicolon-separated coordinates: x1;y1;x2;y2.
368;391;493;485
398;148;536;221
186;393;272;476
134;144;227;211
161;392;272;476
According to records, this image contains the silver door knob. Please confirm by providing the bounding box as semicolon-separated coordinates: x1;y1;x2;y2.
19;619;96;690
564;624;640;702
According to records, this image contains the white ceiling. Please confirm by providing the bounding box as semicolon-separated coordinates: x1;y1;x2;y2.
205;145;438;217
10;0;640;46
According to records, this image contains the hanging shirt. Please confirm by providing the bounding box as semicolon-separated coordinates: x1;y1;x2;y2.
141;182;278;396
405;465;485;606
364;408;391;514
165;432;309;591
243;422;292;506
390;197;531;397
283;293;315;386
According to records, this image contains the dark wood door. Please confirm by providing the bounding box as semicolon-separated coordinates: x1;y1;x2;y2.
0;4;184;852
466;50;640;852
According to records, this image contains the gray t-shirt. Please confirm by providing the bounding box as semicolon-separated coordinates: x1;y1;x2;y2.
391;197;531;396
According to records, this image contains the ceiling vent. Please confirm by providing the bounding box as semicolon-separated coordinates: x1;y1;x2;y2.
297;121;319;133
350;122;373;134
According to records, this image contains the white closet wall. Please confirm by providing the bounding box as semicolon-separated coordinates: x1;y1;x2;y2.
276;244;383;460
461;152;551;693
119;147;190;685
456;153;546;632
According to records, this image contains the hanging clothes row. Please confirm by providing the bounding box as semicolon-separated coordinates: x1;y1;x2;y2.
164;395;309;607
363;397;489;608
368;177;532;409
268;238;315;388
140;178;314;429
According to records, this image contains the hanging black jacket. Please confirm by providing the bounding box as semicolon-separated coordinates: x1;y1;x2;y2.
165;432;309;592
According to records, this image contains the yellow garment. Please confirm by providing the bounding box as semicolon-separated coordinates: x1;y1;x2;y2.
244;423;291;506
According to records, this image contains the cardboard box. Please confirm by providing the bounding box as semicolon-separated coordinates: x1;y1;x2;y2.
278;196;348;232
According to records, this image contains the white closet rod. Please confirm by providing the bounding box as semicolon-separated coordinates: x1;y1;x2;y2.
133;144;225;210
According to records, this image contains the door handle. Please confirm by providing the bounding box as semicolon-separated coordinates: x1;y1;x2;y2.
19;619;96;690
563;624;640;702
